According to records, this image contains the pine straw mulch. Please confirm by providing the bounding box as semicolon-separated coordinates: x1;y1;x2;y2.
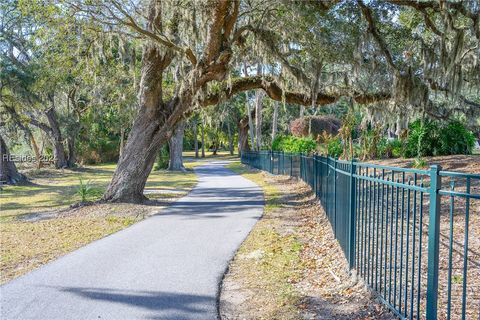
366;155;479;320
220;167;395;320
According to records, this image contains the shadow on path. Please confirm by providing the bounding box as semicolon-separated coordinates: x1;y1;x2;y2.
55;286;214;320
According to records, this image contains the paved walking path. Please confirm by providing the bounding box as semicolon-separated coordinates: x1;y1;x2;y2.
1;161;264;320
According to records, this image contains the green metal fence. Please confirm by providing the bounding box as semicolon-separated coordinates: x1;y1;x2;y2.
241;151;479;320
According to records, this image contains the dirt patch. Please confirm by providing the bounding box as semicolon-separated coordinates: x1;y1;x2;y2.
220;165;394;319
295;180;394;320
367;155;480;174
367;155;479;319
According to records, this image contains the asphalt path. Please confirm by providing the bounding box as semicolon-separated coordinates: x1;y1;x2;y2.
0;161;264;320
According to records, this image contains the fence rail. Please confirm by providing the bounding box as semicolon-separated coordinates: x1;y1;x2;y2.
241;151;479;320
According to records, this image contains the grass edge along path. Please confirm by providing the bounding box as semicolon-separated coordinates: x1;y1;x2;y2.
220;161;304;319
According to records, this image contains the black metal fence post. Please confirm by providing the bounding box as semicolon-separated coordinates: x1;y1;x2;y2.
333;157;338;236
426;165;441;320
270;150;273;173
349;159;357;269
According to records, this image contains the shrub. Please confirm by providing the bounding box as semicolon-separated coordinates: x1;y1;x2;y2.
438;120;475;155
405;119;440;157
290;116;341;139
404;119;474;158
388;139;404;158
76;178;103;202
412;157;428;169
289;118;310;137
154;145;169;170
327;137;343;157
271;135;284;151
378;138;403;158
272;135;317;153
377;137;389;158
359;125;383;160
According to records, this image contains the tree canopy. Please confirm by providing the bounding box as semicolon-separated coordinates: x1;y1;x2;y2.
1;0;478;199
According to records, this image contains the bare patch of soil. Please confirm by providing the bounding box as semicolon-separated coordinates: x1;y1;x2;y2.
367;155;479;319
367;155;480;174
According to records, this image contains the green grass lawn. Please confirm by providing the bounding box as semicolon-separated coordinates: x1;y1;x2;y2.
183;150;238;160
0;161;199;283
0;163;198;220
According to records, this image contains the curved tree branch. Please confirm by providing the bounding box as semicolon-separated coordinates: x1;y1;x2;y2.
357;0;398;72
200;76;390;107
26;115;53;135
201;0;231;65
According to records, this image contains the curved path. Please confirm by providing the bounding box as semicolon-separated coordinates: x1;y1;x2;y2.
1;161;264;320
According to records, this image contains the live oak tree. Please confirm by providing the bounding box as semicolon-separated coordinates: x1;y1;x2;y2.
93;0;345;202
78;0;478;202
10;0;478;202
354;0;480;134
0;0;69;168
72;0;358;202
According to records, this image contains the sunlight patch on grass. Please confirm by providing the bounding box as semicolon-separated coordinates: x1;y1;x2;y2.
227;162;283;212
0;164;197;218
183;150;237;159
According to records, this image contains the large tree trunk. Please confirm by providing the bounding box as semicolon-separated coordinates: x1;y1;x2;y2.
272;101;279;142
238;120;250;155
255;90;264;150
246;95;255;149
0;135;26;185
103;38;200;201
193;119;199;158
103;0;238;202
103;107;165;202
67;136;76;167
168;120;186;171
201;117;206;158
103;4;175;202
45;106;68;168
227;121;234;155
